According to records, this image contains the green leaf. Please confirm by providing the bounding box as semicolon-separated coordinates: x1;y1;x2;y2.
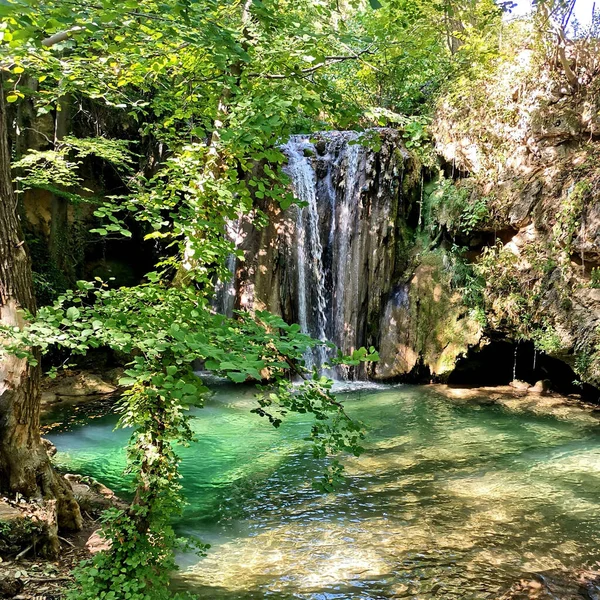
182;383;197;395
227;372;247;383
66;306;80;320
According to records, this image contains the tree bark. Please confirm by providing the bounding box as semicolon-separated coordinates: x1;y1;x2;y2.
0;77;82;548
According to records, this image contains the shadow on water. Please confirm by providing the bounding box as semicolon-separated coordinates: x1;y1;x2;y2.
45;384;600;599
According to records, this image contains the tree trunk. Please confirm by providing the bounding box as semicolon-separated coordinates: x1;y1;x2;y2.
0;78;82;548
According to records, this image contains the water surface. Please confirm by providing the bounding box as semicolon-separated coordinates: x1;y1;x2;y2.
46;384;600;598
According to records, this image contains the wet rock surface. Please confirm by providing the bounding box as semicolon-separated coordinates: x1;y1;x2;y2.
376;255;482;379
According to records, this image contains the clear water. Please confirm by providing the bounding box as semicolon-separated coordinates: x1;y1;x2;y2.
45;385;600;599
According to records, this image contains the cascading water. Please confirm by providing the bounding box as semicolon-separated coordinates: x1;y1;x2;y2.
282;136;329;370
228;129;407;379
213;218;243;318
282;133;369;376
213;253;237;318
331;139;361;375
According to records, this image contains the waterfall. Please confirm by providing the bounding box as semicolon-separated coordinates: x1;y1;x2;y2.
332;139;361;368
282;136;329;370
227;129;406;380
213;218;242;318
282;133;368;375
213;253;237;318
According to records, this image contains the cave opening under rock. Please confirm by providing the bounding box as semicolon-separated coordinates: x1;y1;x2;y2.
448;339;600;403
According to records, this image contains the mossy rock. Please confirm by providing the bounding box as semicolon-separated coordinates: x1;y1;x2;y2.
376;250;482;379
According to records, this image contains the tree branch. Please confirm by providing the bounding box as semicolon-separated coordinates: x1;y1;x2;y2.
249;47;375;79
42;26;85;47
556;40;579;87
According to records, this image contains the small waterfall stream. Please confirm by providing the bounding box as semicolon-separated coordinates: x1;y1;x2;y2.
214;218;243;318
282;137;329;370
332;139;361;364
214;253;237;318
222;129;407;379
282;133;369;374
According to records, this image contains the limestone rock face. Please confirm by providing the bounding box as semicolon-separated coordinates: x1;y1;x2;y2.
376;256;482;380
431;45;600;386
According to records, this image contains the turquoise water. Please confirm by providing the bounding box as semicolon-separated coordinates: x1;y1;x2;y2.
46;384;600;598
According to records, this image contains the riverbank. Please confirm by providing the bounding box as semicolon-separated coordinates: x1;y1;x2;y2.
0;476;124;599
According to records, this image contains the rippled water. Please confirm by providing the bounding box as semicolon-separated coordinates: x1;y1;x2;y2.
45;384;600;598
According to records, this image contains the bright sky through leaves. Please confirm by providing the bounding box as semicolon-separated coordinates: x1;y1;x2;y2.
508;0;596;23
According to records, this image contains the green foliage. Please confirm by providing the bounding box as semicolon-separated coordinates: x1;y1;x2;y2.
552;180;590;261
14;137;133;204
0;509;45;555
425;176;488;237
475;241;537;334
590;267;600;289
401;117;430;152
338;0;505;119
574;350;593;382
473;238;571;357
529;325;565;355
2;280;376;598
24;229;69;304
349;129;383;152
448;247;487;325
67;506;203;600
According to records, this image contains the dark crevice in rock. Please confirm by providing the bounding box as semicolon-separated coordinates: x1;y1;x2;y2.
449;338;600;402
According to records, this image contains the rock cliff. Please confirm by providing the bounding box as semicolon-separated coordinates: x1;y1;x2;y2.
432;40;600;388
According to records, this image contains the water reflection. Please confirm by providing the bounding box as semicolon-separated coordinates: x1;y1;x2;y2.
46;384;600;599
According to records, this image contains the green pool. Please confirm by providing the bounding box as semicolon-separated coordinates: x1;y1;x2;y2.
46;383;600;598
